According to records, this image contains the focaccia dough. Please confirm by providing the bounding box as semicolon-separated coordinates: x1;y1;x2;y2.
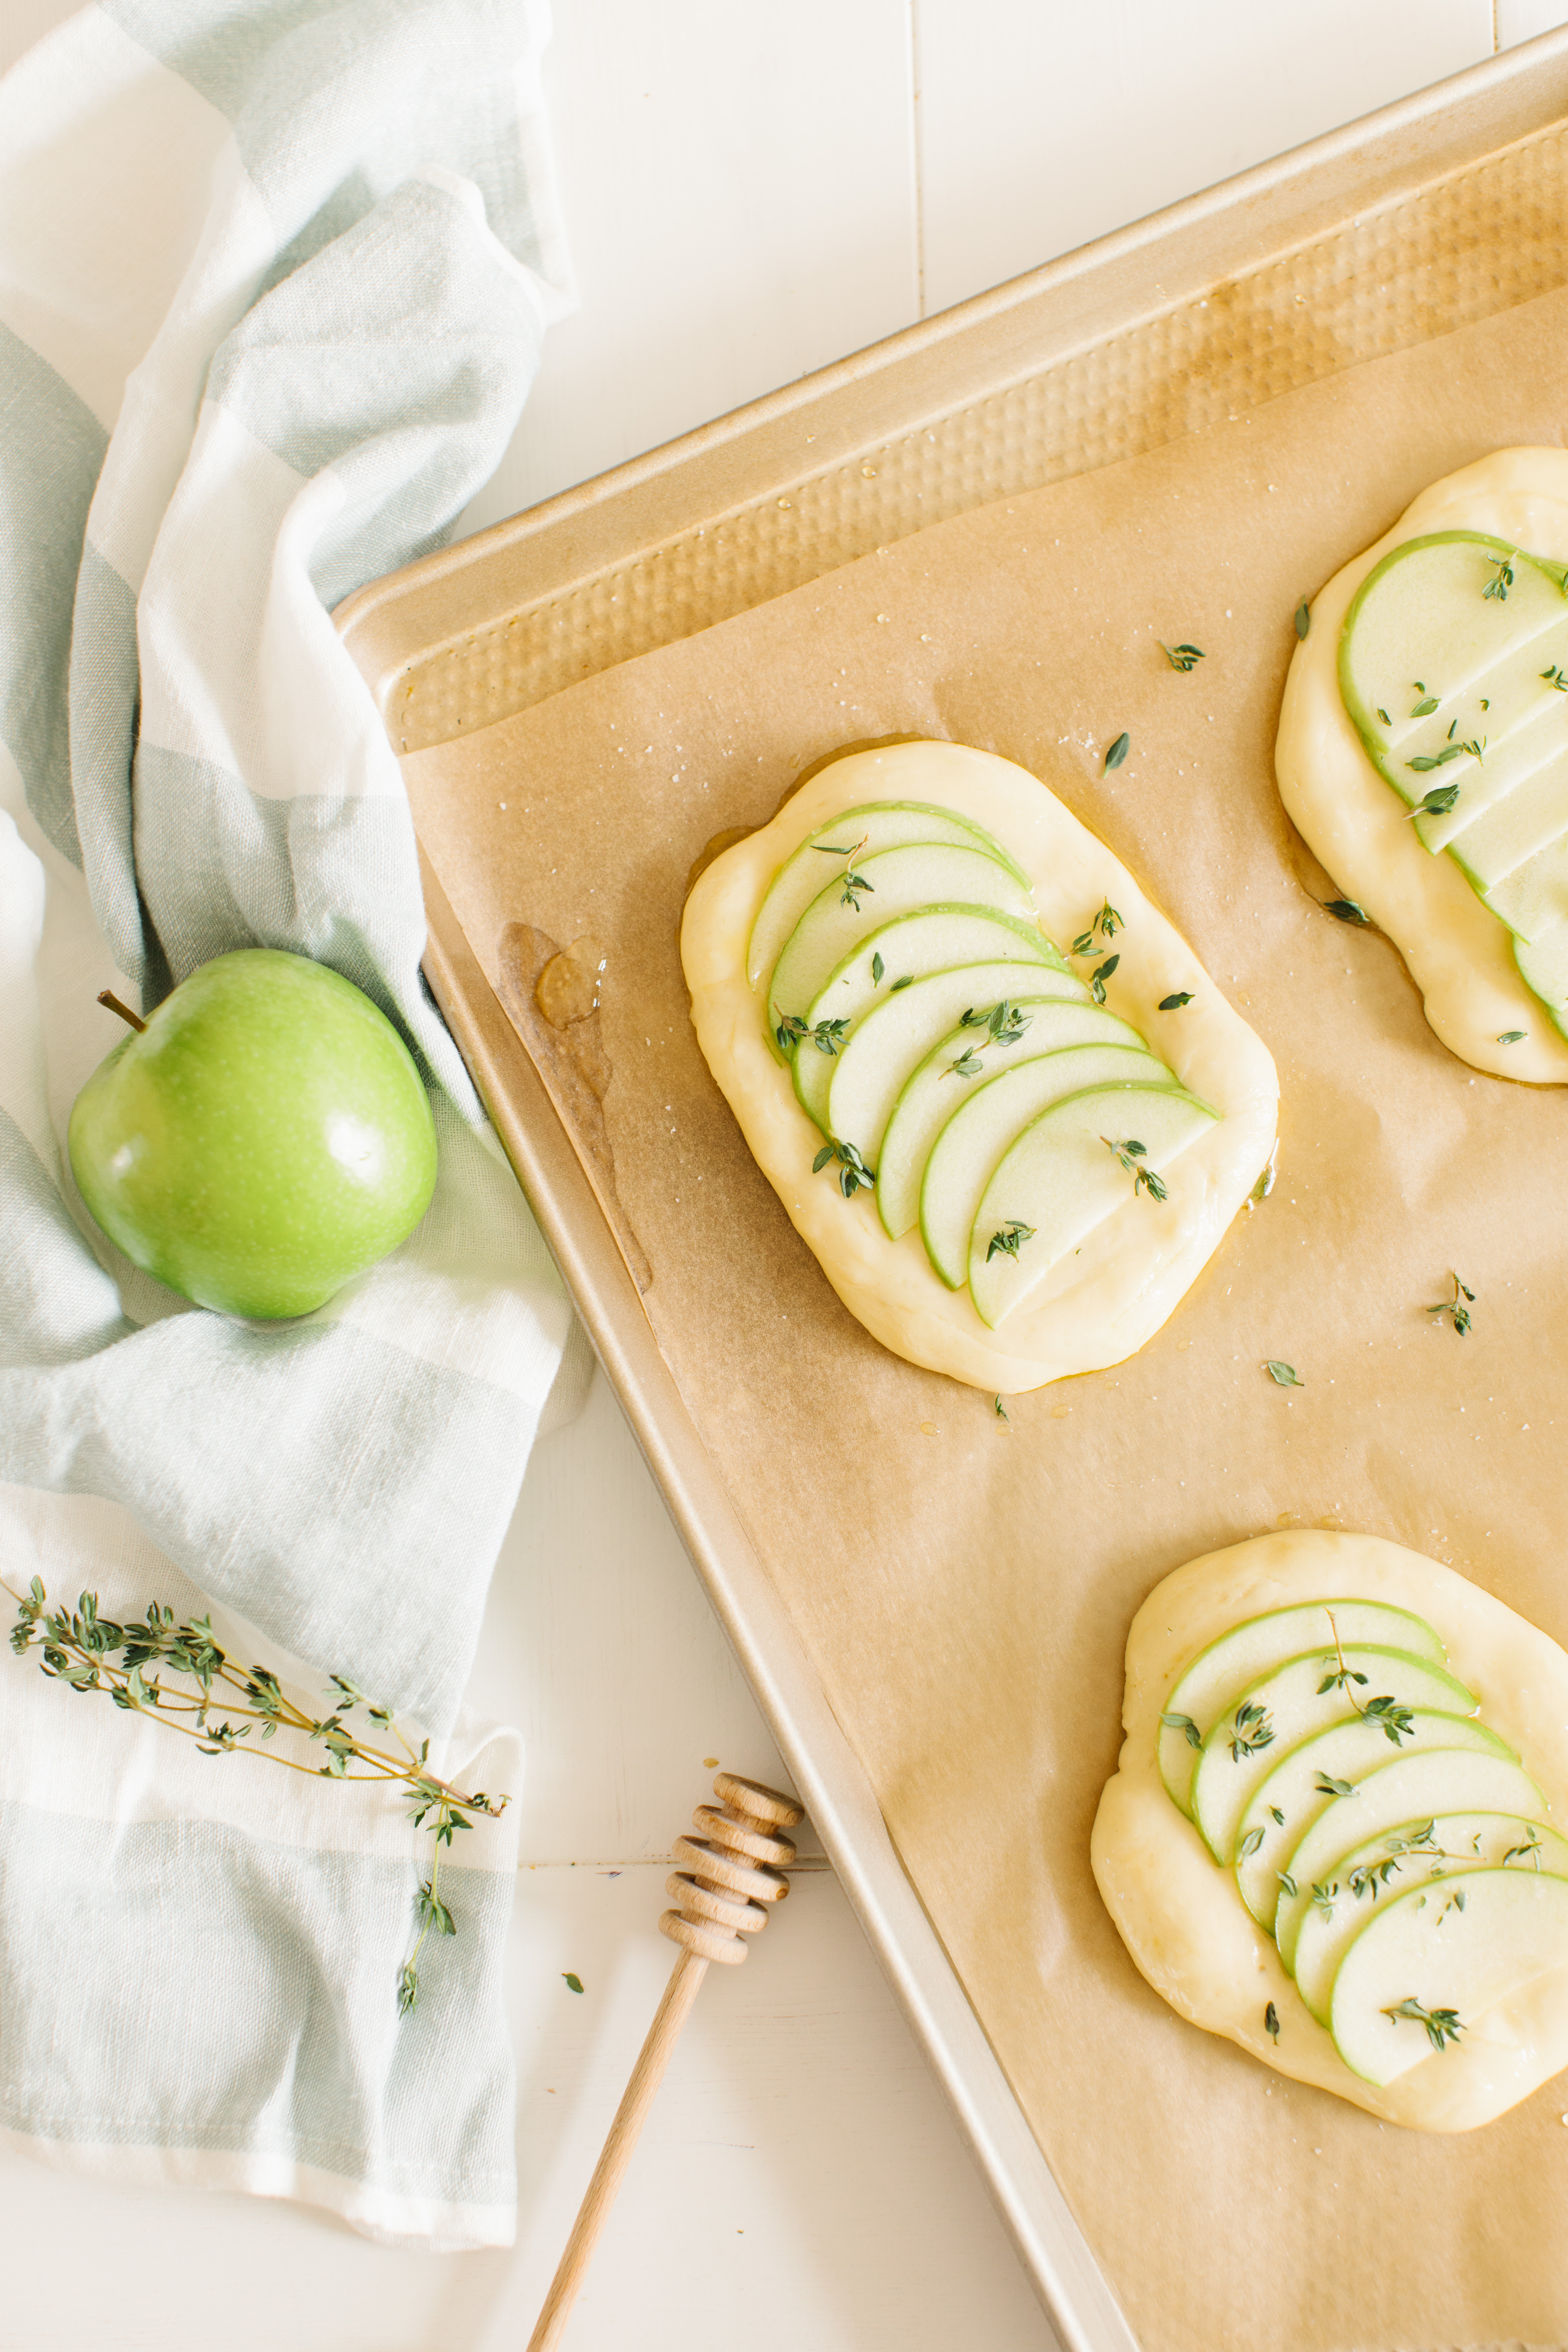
1276;447;1568;1083
1091;1529;1568;2130
681;742;1278;1393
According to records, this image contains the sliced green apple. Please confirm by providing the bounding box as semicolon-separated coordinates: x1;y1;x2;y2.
1329;1864;1568;2086
1158;1600;1447;1819
876;1004;1146;1239
767;844;1040;1050
1275;1745;1546;1974
1294;1812;1568;2025
920;1044;1169;1289
822;960;1090;1157
1191;1647;1478;1866
746;800;1030;990
1233;1709;1511;1928
967;1082;1218;1331
1515;923;1568;1036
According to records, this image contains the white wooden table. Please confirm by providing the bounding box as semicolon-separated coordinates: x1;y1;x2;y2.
5;6;1565;2347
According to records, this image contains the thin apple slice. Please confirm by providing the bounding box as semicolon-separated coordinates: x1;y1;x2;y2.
1294;1813;1568;2025
821;960;1090;1155
876;1006;1146;1239
1233;1710;1511;1928
967;1082;1217;1330
1514;921;1568;1037
1329;1863;1568;2086
920;1044;1170;1289
1275;1746;1545;1974
746;800;1029;990
767;844;1040;1048
1158;1599;1447;1818
1191;1645;1477;1865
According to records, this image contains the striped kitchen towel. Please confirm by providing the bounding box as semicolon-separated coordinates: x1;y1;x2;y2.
0;0;580;2245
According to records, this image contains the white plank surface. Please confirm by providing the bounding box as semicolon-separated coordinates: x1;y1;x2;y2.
5;3;1561;2347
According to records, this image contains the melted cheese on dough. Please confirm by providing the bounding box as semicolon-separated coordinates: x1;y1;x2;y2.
1091;1529;1568;2130
681;743;1278;1392
1276;447;1568;1083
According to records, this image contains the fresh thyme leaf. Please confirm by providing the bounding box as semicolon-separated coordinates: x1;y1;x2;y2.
1248;1151;1278;1206
994;1394;1010;1424
1315;1773;1357;1798
1090;953;1120;1004
1482;553;1515;602
1382;1996;1464;2052
946;1048;986;1080
1294;597;1311;639
1264;1360;1303;1387
1104;732;1130;771
986;1219;1035;1263
1317;1666;1369;1695
1503;1825;1543;1867
1277;1871;1297;1899
840;866;874;910
812;1144;835;1173
1101;1134;1167;1199
1158;991;1194;1011
1543;665;1568;691
872;951;885;984
1497;1029;1526;1044
1269;1806;1286;1826
891;974;913;990
1161;1710;1204;1752
1427;1271;1475;1336
775;1012;808;1052
808;1017;851;1056
1376;708;1391;726
1363;1694;1417;1744
1311;1881;1338;1919
1239;1825;1266;1858
1161;642;1206;671
1322;898;1372;929
811;1139;876;1195
1411;695;1440;717
1227;1700;1275;1763
1264;2001;1281;2043
1071;932;1094;957
562;1972;584;1994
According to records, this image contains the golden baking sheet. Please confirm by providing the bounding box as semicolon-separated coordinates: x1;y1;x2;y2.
402;279;1568;2352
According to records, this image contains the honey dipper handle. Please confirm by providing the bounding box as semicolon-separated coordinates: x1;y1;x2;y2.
525;1947;708;2352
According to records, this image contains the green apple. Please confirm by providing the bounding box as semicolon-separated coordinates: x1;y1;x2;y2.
746;799;1029;989
824;957;1088;1157
920;1042;1167;1288
1274;1744;1545;1974
1233;1709;1510;1929
1293;1812;1568;2025
877;1002;1144;1240
967;1081;1216;1330
1338;528;1568;1033
767;842;1038;1049
69;949;438;1319
1158;1600;1447;1818
1329;1863;1568;2086
1190;1645;1477;1865
792;922;1071;1132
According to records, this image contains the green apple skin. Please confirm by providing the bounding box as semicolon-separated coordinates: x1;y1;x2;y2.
68;949;438;1319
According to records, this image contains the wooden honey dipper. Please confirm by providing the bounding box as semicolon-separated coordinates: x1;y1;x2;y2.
526;1769;805;2351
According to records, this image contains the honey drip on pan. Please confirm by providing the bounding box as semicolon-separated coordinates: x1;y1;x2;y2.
495;922;652;1293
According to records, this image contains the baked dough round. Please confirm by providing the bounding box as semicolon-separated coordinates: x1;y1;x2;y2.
681;742;1278;1393
1091;1528;1568;2130
1275;447;1568;1083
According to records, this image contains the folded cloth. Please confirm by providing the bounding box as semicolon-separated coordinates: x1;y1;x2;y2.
0;0;579;2245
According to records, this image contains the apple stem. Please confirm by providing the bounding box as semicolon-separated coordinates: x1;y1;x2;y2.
97;989;147;1034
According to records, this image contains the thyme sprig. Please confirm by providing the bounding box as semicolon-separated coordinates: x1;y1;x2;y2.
776;1013;853;1057
1089;955;1120;1004
812;1138;875;1197
5;1577;503;2018
1319;1609;1416;1744
1482;553;1515;602
1543;665;1568;691
1427;1272;1475;1336
1161;643;1206;672
1227;1700;1275;1764
1102;1135;1167;1200
1071;902;1122;955
811;834;875;910
944;999;1033;1077
986;1219;1035;1263
1161;1709;1204;1751
1382;1996;1465;2052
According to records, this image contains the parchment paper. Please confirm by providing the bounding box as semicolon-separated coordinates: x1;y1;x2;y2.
404;282;1568;2352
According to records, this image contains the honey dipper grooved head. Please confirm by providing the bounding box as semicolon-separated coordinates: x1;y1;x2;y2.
712;1771;804;1830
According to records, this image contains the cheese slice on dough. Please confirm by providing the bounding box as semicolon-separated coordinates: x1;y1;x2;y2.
1092;1528;1568;2130
1276;447;1568;1084
681;742;1278;1393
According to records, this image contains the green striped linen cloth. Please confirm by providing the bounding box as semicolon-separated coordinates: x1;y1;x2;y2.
0;0;579;2247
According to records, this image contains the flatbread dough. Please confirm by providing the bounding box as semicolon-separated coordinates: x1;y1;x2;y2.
1276;447;1568;1084
681;742;1278;1393
1091;1529;1568;2130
